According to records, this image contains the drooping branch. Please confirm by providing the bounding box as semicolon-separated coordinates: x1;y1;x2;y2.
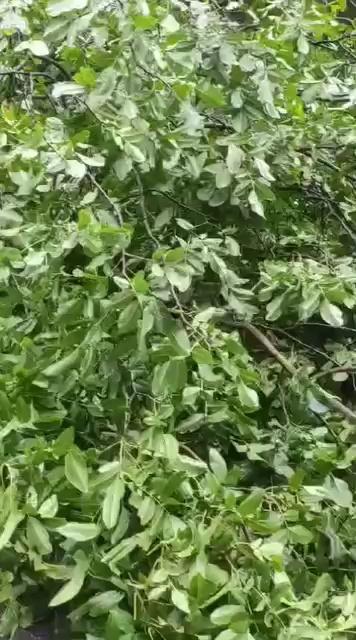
243;322;356;424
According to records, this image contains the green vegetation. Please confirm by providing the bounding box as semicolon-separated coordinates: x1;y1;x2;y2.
1;0;356;637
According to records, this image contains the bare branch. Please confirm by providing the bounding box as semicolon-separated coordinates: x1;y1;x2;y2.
243;322;356;424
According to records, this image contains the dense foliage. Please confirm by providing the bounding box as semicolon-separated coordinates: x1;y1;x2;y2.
2;0;356;638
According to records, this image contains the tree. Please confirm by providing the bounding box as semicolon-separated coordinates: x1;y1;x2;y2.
0;0;356;638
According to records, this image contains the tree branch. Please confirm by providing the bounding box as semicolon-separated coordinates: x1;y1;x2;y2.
313;366;356;380
243;322;356;424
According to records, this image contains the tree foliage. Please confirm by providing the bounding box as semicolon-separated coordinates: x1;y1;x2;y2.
1;0;356;638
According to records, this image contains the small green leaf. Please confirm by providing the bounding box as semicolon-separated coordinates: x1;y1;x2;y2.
47;0;88;15
161;14;180;33
215;630;239;640
49;553;88;607
238;489;264;517
255;158;275;182
74;66;96;88
171;588;190;613
177;413;205;433
152;359;187;396
320;299;344;327
211;605;243;626
192;345;214;365
56;522;100;541
138;304;154;351
16;39;49;56
27;517;52;555
248;189;264;217
288;525;314;544
43;350;79;377
198;84;226;108
65;449;89;493
137;496;156;525
102;476;124;530
38;495;58;519
226;144;244;174
118;301;140;334
238;381;259;410
132;271;149;294
323;476;352;508
209;448;227;482
66;160;86;179
133;14;158;30
182;386;200;405
0;512;24;550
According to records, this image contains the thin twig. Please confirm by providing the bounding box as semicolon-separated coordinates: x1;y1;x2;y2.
86;172;126;275
146;188;206;218
132;168;159;247
39;56;72;80
87;172;123;225
259;325;340;366
0;70;54;81
299;148;356;185
305;185;356;244
243;322;356;424
313;366;356;380
310;32;356;46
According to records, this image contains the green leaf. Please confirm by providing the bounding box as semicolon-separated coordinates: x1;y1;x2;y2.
239;53;257;71
226;144;244;174
138;304;154;351
182;386;200;405
124;142;145;163
56;522;100;541
219;43;237;66
238;382;259;410
152;359;187;396
27;517;52;555
132;271;150;295
52;82;85;98
43;350;79;377
238;489;264;517
49;553;88;607
161;14;180;33
323;476;353;508
133;14;158;30
38;495;58;519
74;66;96;89
215;630;239;640
171;588;190;613
0;512;24;550
16;40;49;56
209;448;228;482
248;189;264;217
177;413;205;433
169;326;191;356
47;0;87;15
102;476;124;530
103;536;138;563
211;605;243;626
255;158;275;182
215;164;231;189
288;525;314;544
320;299;344;327
198;84;226;107
192;346;214;365
137;496;156;525
65;449;89;493
118;301;140;334
106;609;134;639
66;160;86;179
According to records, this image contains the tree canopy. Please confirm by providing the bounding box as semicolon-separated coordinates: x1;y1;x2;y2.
1;0;356;638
